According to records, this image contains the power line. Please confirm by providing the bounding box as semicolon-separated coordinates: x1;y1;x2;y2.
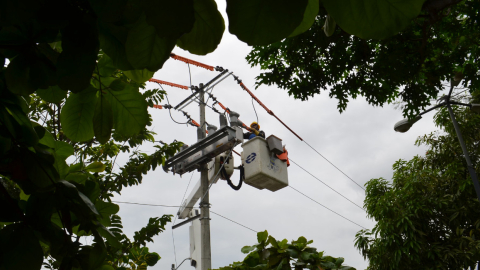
303;141;365;190
211;211;258;233
288;158;365;211
112;201;258;233
288;186;367;230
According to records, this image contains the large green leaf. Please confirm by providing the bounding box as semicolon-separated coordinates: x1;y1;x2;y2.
97;54;117;77
0;224;43;270
140;0;195;39
226;0;308;45
123;69;155;84
288;0;319;37
322;0;426;39
57;180;100;217
85;161;106;173
57;18;100;92
105;83;148;136
177;0;225;55
125;15;176;71
61;86;98;142
37;85;67;104
98;21;134;71
93;94;113;144
5;54;39;96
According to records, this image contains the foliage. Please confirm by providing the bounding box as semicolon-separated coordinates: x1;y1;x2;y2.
215;230;355;270
0;0;459;269
355;92;480;269
0;64;181;270
247;0;480;117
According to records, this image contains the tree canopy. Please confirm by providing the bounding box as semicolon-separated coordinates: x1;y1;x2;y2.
355;93;480;269
215;230;356;270
247;0;480;117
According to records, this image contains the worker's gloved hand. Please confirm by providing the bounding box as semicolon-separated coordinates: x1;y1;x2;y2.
251;128;259;136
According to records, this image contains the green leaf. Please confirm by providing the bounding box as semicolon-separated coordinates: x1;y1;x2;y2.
288;0;319;37
123;69;155;84
226;0;308;45
323;14;336;37
5;54;38;96
89;241;107;269
37;85;67;104
57;19;100;92
257;230;268;243
335;257;345;267
241;245;256;254
52;140;74;178
98;21;134;71
125;14;176;71
322;0;426;39
0;223;43;270
93;94;113;144
105;83;148;136
145;252;161;266
61;86;98;142
97;53;117;77
96;223;122;249
57;180;100;217
141;0;195;39
86;161;106;173
177;0;225;55
95;201;120;218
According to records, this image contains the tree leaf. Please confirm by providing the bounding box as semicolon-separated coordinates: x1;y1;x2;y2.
57;180;100;217
97;53;117;77
226;0;308;45
105;83;148;136
98;21;134;71
176;0;225;55
288;0;319;37
0;223;43;270
323;14;336;37
5;54;37;96
125;14;176;71
257;230;268;243
61;86;97;142
86;161;106;173
96;223;122;249
57;17;100;92
241;245;256;254
123;69;155;84
37;85;67;104
93;94;113;144
140;0;195;39
322;0;426;39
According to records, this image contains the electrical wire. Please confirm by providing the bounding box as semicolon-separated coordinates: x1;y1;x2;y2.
188;63;192;88
113;200;259;234
288;186;367;229
210;211;258;233
302;141;365;190
288;158;365;211
162;87;190;125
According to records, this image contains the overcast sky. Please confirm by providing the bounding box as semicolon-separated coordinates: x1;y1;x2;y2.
111;2;440;269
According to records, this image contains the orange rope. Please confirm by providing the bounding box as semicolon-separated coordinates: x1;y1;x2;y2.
149;78;189;90
153;105;163;109
170;53;214;71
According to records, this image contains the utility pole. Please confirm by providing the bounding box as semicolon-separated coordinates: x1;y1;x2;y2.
198;83;212;270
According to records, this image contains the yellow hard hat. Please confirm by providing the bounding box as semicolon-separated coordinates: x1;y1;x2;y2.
250;122;260;129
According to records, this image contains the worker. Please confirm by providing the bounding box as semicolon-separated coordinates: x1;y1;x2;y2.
244;122;265;140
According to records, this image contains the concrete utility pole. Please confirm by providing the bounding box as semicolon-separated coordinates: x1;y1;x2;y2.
198;83;212;270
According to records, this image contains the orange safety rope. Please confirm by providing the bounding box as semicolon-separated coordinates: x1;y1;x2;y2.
170;53;214;71
149;78;189;90
153;105;163;109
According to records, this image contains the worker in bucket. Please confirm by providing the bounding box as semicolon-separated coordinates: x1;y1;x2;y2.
244;122;265;140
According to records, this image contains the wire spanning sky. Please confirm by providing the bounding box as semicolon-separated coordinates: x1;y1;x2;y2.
112;2;439;269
